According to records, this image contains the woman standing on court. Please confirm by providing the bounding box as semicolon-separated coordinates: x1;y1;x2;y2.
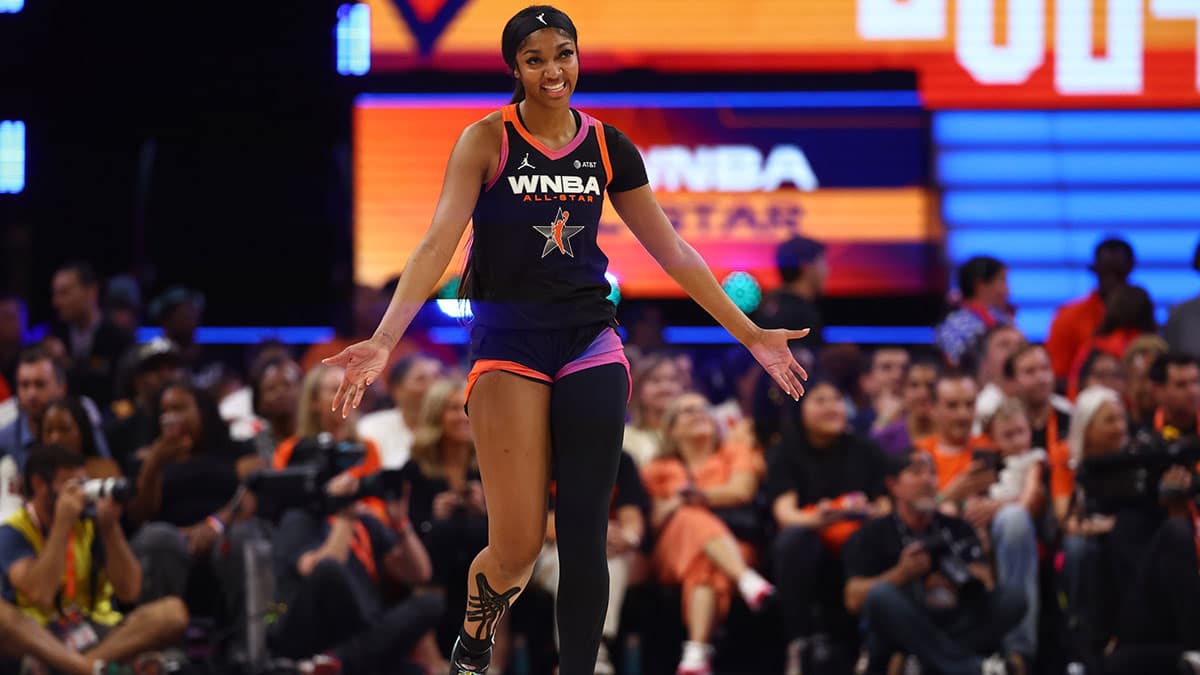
323;6;809;674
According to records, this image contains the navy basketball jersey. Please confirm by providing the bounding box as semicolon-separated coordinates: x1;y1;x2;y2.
468;103;647;330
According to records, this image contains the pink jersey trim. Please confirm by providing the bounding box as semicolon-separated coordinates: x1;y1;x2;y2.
484;120;509;192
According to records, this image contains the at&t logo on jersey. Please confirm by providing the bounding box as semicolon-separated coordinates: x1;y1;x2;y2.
507;174;603;202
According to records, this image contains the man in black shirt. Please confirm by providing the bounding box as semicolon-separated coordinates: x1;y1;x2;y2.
843;448;1025;675
754;236;826;349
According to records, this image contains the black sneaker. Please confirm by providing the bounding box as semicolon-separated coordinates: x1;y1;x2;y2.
449;636;492;675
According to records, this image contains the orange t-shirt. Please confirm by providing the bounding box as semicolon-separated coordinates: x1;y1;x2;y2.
914;434;993;491
1047;291;1106;379
641;442;756;499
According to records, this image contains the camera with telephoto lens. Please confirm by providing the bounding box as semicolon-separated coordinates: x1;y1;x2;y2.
82;478;134;503
246;432;407;518
1074;429;1200;515
911;527;986;605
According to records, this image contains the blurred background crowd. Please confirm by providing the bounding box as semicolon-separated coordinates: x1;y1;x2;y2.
0;238;1197;675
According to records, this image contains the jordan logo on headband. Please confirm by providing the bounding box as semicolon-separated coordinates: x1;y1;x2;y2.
536;12;547;24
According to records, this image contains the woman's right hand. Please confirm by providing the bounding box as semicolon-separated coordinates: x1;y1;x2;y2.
323;338;392;418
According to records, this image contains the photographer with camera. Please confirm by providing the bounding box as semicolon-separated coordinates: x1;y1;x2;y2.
843;448;1025;675
1064;384;1200;673
0;444;187;671
267;467;443;675
1146;352;1200;438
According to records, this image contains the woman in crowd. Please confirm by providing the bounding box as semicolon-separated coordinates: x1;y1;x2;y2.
125;382;260;614
1067;285;1157;399
870;360;938;457
394;378;496;663
641;392;773;675
623;354;687;467
357;353;443;469
767;379;888;674
1071;350;1125;403
248;355;301;463
38;397;122;478
1059;385;1130;657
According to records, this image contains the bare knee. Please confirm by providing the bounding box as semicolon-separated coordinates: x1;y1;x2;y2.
489;531;545;580
145;596;190;639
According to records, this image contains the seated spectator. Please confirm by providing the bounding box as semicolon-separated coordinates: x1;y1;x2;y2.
106;338;185;474
1071;349;1124;404
1146;352;1200;437
1006;345;1071;450
533;449;649;675
935;256;1013;368
39;398;122;479
269;472;443;675
641;392;773;675
125;383;259;611
1066;284;1157;400
0;444;187;671
393;378;491;657
1;347;68;471
1046;238;1134;381
842;448;1025;675
968;399;1046;666
1164;237;1200;359
1104;467;1200;675
248;354;301;463
50;262;134;410
1058;386;1140;662
858;347;910;435
1121;335;1169;430
872;360;938;457
218;341;292;442
357;353;442;469
623;354;686;467
970;326;1026;434
914;371;995;507
766;379;888;674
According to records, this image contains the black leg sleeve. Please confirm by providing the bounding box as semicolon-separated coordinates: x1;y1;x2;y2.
549;363;629;675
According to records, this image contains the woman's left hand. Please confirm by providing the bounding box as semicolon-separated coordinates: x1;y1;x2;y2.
745;327;810;401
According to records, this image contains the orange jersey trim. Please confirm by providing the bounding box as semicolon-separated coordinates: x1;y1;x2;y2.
592;119;612;186
466;358;553;402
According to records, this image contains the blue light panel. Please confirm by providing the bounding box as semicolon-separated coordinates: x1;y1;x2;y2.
939;150;1200;187
137;327;336;345
336;4;370;76
0;0;22;13
0;121;25;194
935;111;1200;147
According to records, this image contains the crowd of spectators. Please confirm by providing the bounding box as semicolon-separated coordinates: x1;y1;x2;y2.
0;234;1197;675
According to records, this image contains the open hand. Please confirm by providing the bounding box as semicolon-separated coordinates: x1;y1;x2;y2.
745;328;810;401
323;338;391;418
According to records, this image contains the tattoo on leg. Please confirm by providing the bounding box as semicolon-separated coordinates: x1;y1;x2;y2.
466;573;521;640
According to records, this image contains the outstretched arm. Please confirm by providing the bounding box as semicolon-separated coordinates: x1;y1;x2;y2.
611;185;809;399
327;119;498;416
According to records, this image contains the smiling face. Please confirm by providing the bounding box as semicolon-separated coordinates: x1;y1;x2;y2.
514;27;578;107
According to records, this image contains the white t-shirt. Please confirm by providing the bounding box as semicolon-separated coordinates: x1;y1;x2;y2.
0;455;21;522
989;448;1047;503
219;386;266;442
622;425;662;467
357;409;414;469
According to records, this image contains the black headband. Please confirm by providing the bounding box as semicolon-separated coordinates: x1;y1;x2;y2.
503;10;577;69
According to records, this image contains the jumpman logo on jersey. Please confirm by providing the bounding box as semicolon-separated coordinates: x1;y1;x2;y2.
533;207;584;258
518;153;535;170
